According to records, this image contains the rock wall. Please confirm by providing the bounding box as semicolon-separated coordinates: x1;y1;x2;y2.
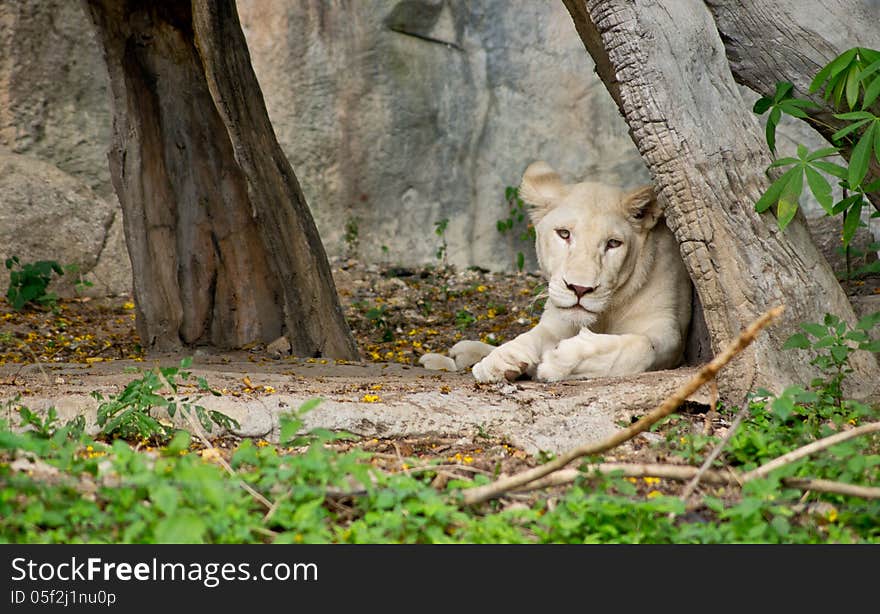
0;0;129;295
1;0;644;281
236;0;645;270
0;0;867;289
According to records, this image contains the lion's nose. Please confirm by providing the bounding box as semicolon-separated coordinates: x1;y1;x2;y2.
565;282;596;298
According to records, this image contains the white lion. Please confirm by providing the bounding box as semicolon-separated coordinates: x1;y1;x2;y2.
420;161;692;383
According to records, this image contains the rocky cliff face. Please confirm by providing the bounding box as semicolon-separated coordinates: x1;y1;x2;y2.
237;0;645;270
0;0;128;295
1;0;644;285
0;0;858;292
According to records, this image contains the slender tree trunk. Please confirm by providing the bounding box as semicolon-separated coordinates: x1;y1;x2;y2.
83;0;358;359
704;0;880;210
561;0;878;399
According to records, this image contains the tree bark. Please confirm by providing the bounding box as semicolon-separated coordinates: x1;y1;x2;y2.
83;0;359;359
705;0;880;210
561;0;878;399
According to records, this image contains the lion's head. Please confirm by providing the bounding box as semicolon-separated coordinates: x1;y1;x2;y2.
519;161;664;327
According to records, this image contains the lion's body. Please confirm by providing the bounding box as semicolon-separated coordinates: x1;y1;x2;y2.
423;161;692;383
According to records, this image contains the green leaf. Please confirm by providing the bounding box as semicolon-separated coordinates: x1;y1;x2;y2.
756;167;799;213
280;417;302;444
856;311;880;331
776;169;803;230
766;107;782;153
860;339;880;352
298;398;323;415
832;193;861;215
782;333;811;349
875;119;880;163
164;430;191;455
782;98;819;110
849;123;876;187
811;48;857;93
864;178;880;193
773;81;794;102
779;103;810;120
859;59;880;82
804;166;833;214
753;97;772;114
149;484;180;515
771;396;795;421
768;156;799;168
834;110;876;121
861;48;880;64
846;64;859;109
862;75;880;109
831;345;850;363
801;322;828;338
154;512;206;544
805;146;840;161
843;199;864;247
831;117;871;142
831;76;847;108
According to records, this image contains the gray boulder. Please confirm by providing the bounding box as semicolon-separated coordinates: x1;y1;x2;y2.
0;150;129;297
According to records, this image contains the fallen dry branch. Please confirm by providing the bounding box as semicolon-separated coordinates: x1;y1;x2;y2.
511;464;880;500
742;421;880;481
779;478;880;500
460;305;785;506
512;463;741;492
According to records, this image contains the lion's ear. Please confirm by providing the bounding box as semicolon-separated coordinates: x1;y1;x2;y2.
519;161;563;224
622;185;662;229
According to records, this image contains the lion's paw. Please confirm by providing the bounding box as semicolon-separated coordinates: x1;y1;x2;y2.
535;360;571;382
449;340;496;370
472;346;533;383
535;345;577;382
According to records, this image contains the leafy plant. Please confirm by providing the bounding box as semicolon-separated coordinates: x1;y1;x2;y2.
344;217;360;259
752;47;880;248
93;357;237;443
16;404;61;439
5;256;64;310
434;218;449;266
64;263;94;295
454;308;476;329
782;310;880;409
365;304;394;342
497;186;536;271
279;398;354;448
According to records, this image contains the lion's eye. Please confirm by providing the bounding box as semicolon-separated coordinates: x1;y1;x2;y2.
606;239;622;250
556;229;571;240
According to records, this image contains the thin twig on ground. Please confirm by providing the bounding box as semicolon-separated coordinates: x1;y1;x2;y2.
155;368;274;511
511;462;741;492
679;405;749;503
460;305;785;506
742;421;880;481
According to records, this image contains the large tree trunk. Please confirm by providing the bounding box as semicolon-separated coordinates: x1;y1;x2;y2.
705;0;880;210
83;0;359;359
561;0;878;399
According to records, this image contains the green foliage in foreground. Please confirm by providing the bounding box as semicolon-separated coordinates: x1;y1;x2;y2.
1;390;877;544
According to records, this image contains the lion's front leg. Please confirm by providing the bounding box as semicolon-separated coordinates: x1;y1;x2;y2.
471;327;560;383
536;328;656;382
